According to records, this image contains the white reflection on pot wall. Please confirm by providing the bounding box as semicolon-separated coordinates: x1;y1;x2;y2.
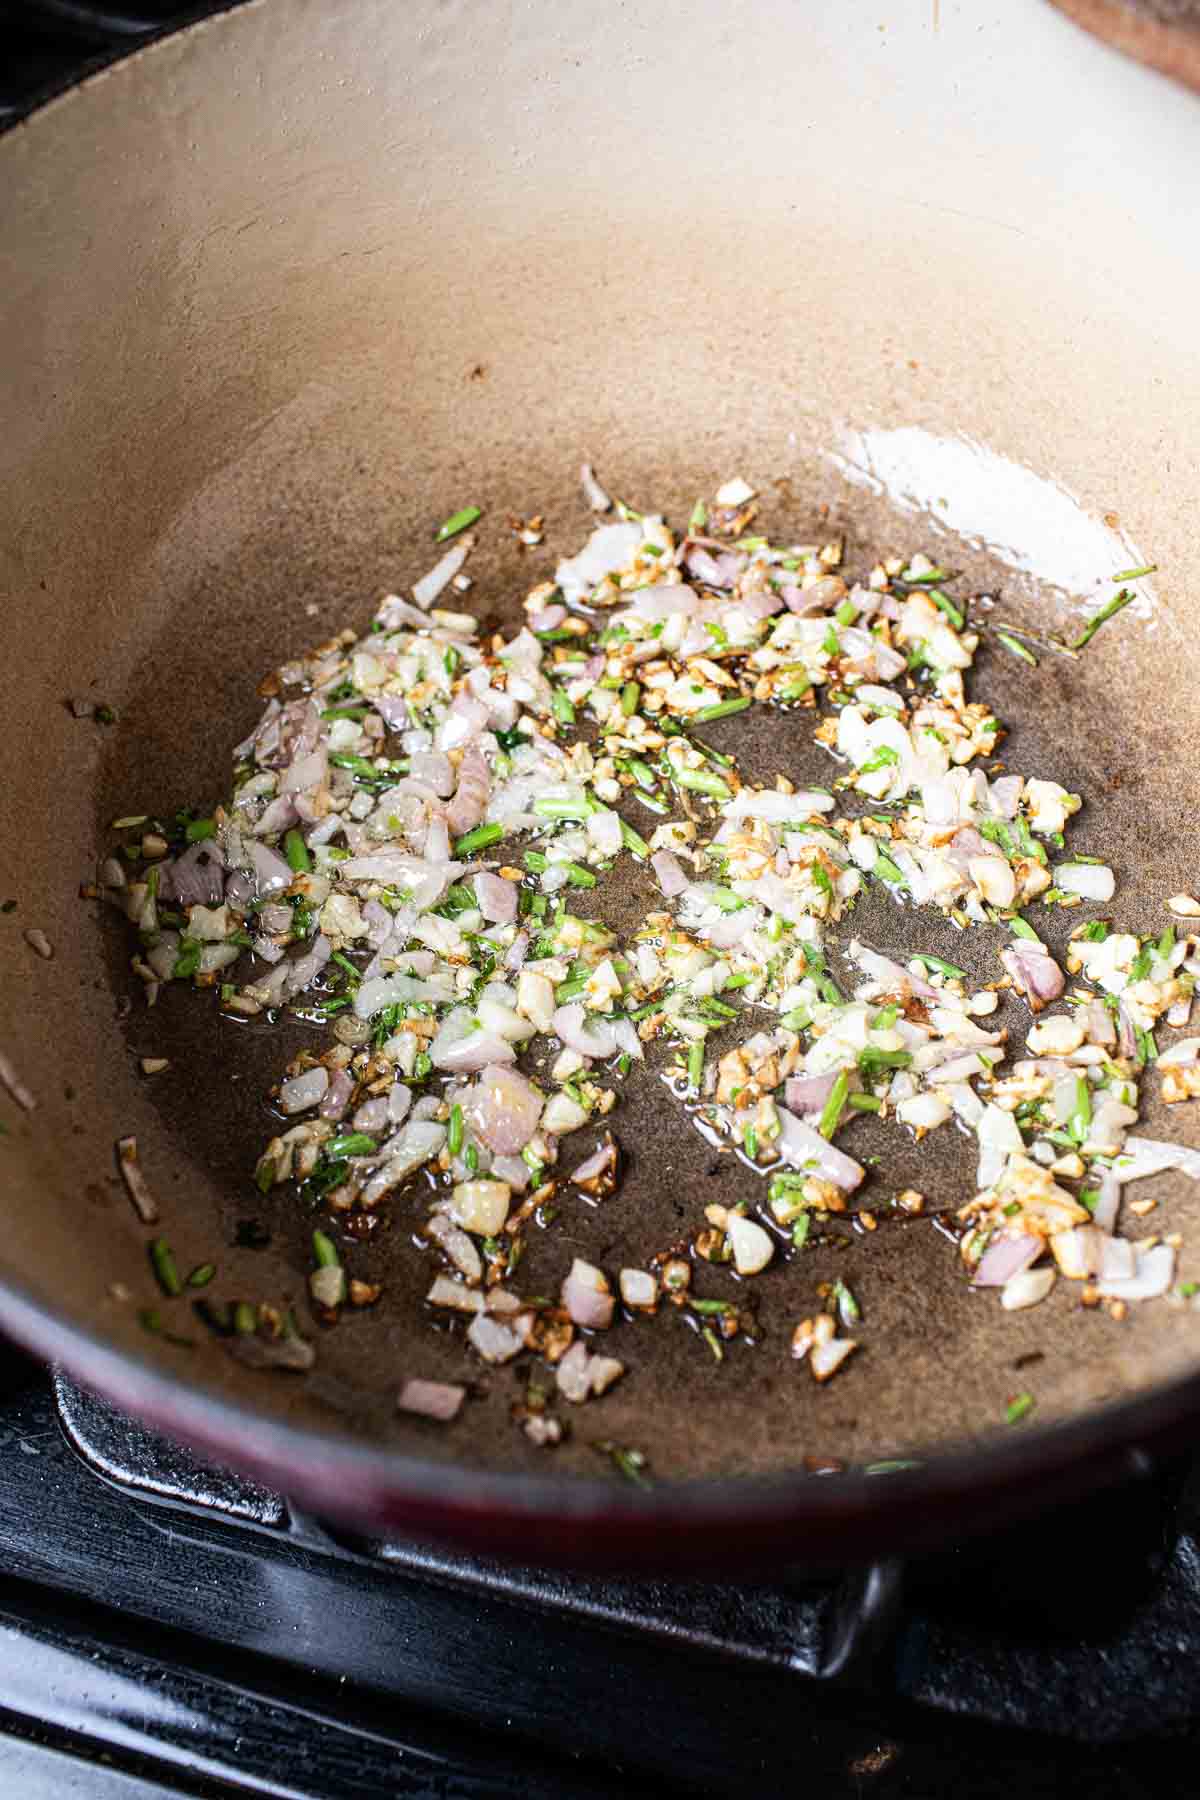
826;425;1157;629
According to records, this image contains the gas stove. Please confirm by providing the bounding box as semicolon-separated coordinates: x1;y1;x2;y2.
0;1345;1192;1796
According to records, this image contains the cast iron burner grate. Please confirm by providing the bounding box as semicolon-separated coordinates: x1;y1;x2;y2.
43;1373;1200;1767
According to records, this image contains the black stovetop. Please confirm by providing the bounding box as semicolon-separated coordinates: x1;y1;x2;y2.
7;8;1200;1793
0;1343;1194;1797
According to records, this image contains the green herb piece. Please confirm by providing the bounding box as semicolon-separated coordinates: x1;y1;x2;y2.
995;630;1038;666
436;504;481;542
1181;1283;1199;1299
619;819;650;859
778;668;813;702
254;1157;276;1195
149;1237;182;1297
619;680;641;717
687;1041;704;1092
848;1093;882;1113
873;1005;898;1030
672;767;732;802
1112;563;1157;582
792;1214;812;1248
1067;1076;1092;1145
413;1052;432;1080
564;863;596;888
324;1132;377;1158
1009;915;1039;942
532;796;594;822
447;1103;464;1157
1079;1188;1099;1215
1005;1392;1035;1425
464;1142;479;1174
818;1071;849;1140
321;705;368;721
331;951;361;984
928;586;965;630
1157;924;1177;961
595;1440;651;1488
701;1326;724;1362
1069;586;1134;651
743;1124;758;1159
1129;944;1154;982
834;598;857;627
859;745;900;774
831;1278;861;1325
443;646;460;678
551;687;576;726
312;1229;341;1269
233;1301;257;1335
857;1046;913;1075
873;852;907;886
913;953;968;981
184;817;217;842
172;938;202;981
453;823;504;856
691;1298;736;1317
690;696;752;726
186;1263;216;1288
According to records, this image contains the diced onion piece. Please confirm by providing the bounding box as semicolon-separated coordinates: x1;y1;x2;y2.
398;1379;465;1421
1053;862;1115;902
619;1269;658;1309
1001;1265;1057;1311
1096;1243;1176;1302
810;1339;857;1382
279;1066;330;1115
726;1213;775;1275
466;1312;523;1363
449;1179;511;1237
562;1258;614;1329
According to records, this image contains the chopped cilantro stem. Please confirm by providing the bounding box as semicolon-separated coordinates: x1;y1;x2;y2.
284;829;311;872
687;1041;704;1092
691;697;752;726
1068;586;1134;651
532;797;593;821
453;823;504;856
1111;563;1156;582
1005;1392;1035;1425
149;1238;182;1297
324;1133;377;1158
873;852;907;886
312;1229;341;1269
928;587;965;630
187;1263;216;1288
565;863;596;888
818;1071;849;1140
994;630;1038;666
436;504;481;542
673;767;733;801
1009;915;1039;942
620;681;641;716
551;687;576;726
913;953;967;980
184;817;217;842
619;819;650;859
447;1103;464;1157
848;1093;882;1113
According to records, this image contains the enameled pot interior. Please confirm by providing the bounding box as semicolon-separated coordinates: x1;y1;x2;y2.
2;0;1200;1516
